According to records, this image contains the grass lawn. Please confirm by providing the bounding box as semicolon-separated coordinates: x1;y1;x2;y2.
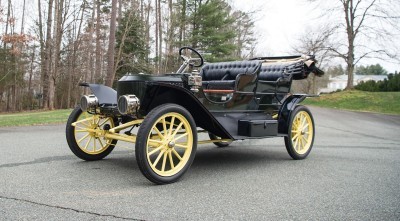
303;90;400;115
0;90;398;127
0;109;73;127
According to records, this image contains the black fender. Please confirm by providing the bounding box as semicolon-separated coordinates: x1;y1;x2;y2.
79;83;117;105
140;82;233;139
277;94;307;134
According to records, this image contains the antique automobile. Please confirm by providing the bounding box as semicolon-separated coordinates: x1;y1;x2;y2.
65;47;324;184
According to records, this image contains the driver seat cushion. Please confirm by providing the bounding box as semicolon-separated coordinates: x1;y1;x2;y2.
200;60;261;90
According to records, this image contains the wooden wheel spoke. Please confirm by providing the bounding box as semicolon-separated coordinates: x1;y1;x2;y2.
93;137;97;151
161;152;168;172
174;133;188;142
75;125;91;130
148;146;164;156
78;133;90;143
175;143;188;149
297;137;302;151
152;149;166;167
171;122;184;137
162;118;167;136
302;136;308;146
99;118;110;127
153;127;164;139
79;121;91;127
172;148;182;161
291;133;299;141
302;123;309;131
98;137;105;148
168;151;175;169
168;116;176;136
293;138;299;151
148;139;163;145
84;137;93;150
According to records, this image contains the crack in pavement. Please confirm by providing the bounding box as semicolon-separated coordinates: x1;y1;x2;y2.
0;152;133;169
0;156;75;169
0;195;143;220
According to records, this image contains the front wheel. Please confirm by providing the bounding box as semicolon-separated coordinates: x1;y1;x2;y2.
135;104;197;184
284;105;315;160
66;107;117;161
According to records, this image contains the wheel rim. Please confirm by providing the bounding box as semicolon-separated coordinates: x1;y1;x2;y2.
73;112;115;155
146;112;193;177
290;111;313;155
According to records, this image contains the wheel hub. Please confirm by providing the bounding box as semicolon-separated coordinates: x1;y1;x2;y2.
168;141;175;148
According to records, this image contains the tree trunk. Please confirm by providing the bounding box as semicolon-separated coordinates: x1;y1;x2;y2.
37;0;45;109
43;0;54;109
155;0;159;73
105;0;118;87
179;0;186;47
95;0;102;83
157;0;162;73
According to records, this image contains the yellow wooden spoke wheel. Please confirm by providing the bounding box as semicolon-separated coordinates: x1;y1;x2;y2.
136;104;197;184
66;107;117;161
284;105;315;160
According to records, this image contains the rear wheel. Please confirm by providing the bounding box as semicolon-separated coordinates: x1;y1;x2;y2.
66;107;117;161
208;133;232;147
135;104;197;184
284;105;315;160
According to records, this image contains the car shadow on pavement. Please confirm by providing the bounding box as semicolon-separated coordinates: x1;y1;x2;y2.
67;144;293;185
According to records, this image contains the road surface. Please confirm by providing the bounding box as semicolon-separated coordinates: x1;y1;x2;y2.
1;107;399;220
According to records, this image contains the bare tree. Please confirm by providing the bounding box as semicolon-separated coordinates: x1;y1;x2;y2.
105;0;118;87
309;0;400;89
291;27;332;94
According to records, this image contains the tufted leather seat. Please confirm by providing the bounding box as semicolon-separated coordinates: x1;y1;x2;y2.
259;61;307;81
200;60;261;81
200;60;261;90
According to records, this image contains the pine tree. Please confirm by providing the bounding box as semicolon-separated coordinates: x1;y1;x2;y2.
189;0;237;62
115;9;151;80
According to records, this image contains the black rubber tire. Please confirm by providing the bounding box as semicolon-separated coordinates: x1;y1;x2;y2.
66;107;117;161
135;104;197;184
208;133;232;147
284;105;315;160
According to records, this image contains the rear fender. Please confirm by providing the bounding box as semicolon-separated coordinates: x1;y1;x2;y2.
278;94;307;134
79;83;117;105
140;83;233;139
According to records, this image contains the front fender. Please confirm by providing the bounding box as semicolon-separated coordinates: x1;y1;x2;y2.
278;94;307;134
140;82;233;139
79;83;117;105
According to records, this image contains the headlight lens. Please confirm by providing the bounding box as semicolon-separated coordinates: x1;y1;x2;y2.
118;95;140;115
80;95;98;112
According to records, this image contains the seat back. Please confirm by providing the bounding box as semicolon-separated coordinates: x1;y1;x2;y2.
259;61;306;81
200;60;261;81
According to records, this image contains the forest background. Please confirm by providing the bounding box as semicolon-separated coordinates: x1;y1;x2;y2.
0;0;399;112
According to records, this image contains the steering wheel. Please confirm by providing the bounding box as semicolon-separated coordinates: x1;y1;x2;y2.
179;46;204;67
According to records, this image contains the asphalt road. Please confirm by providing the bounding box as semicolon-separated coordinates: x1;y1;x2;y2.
1;107;399;220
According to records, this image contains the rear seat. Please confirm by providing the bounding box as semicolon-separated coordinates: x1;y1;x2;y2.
200;60;261;90
258;61;307;81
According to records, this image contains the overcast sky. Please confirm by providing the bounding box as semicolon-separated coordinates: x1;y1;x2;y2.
3;0;399;72
231;0;400;73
